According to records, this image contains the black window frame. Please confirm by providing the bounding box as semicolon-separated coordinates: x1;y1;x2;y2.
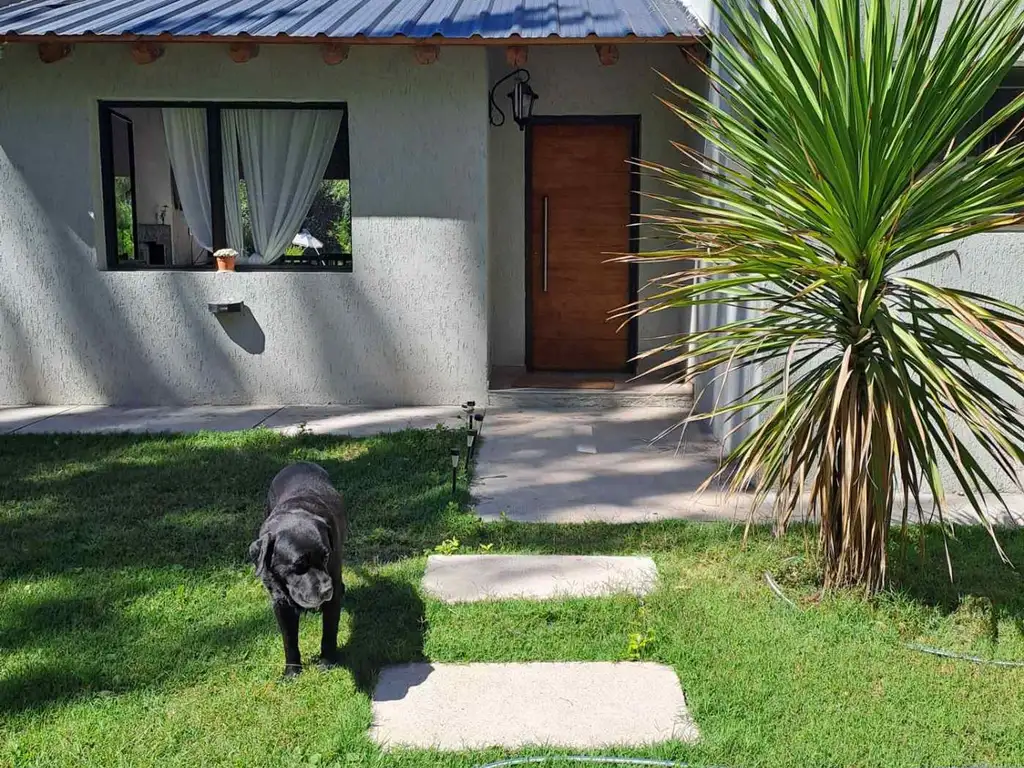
98;100;352;272
974;70;1024;154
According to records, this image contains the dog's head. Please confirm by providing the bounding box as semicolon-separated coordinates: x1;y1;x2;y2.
249;513;334;611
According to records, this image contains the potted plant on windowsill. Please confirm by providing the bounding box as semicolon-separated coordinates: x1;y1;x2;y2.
213;248;238;273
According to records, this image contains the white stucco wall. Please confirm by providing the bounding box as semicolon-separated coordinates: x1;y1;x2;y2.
486;44;705;373
0;43;489;405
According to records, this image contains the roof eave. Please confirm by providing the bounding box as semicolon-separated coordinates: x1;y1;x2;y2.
0;31;705;45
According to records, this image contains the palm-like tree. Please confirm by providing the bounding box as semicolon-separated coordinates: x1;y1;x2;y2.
634;0;1024;592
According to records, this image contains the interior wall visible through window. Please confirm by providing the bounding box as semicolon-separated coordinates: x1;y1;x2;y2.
99;102;352;271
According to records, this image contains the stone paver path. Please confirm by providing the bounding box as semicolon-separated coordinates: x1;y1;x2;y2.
370;662;699;750
422;554;658;603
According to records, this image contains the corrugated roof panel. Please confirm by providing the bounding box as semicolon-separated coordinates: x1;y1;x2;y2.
0;0;704;39
520;0;559;38
289;0;364;38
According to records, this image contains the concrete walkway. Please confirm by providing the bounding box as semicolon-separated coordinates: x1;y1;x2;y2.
472;407;1024;527
472;406;758;525
0;404;462;436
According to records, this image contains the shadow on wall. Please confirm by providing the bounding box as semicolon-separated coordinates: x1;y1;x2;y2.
0;59;489;405
215;306;266;355
0;143;247;404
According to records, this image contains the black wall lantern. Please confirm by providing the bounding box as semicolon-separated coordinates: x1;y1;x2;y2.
489;68;538;130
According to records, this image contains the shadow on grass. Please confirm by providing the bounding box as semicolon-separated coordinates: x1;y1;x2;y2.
0;429;471;577
343;573;427;696
0;589;270;715
0;430;456;715
888;526;1024;630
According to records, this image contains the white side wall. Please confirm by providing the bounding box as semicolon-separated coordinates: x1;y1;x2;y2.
486;44;705;373
0;44;489;405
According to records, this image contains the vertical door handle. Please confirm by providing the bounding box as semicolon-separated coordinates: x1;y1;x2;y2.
542;195;549;293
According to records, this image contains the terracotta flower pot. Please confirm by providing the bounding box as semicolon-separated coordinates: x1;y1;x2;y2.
214;248;238;272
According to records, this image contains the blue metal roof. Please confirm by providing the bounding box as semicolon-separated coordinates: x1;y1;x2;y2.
0;0;704;39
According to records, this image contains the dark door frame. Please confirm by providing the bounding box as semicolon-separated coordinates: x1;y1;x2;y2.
523;114;641;374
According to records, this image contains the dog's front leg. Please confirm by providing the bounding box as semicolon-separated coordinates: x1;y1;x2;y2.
318;585;344;669
273;601;302;677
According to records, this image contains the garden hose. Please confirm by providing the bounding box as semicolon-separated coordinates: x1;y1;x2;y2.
474;758;1021;768
905;642;1024;668
474;758;713;768
763;572;1024;668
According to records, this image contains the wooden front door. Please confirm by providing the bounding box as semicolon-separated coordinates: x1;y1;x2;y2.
528;120;635;371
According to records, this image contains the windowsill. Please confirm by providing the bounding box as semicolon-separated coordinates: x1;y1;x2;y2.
107;262;353;273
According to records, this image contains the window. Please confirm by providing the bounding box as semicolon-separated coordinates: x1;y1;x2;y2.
973;70;1024;153
99;102;351;271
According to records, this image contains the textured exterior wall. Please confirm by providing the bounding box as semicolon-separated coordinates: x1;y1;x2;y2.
0;43;489;405
486;45;705;372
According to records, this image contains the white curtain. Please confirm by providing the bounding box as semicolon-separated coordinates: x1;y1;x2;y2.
162;108;213;252
223;109;342;265
220;112;246;255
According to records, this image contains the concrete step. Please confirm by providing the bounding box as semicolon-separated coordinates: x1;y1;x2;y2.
488;384;694;410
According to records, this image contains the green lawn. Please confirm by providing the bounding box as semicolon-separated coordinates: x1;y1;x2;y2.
1;429;1022;768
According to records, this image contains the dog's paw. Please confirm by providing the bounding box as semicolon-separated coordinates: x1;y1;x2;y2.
316;652;344;671
281;664;303;680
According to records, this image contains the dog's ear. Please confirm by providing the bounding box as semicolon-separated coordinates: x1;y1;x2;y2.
248;534;273;578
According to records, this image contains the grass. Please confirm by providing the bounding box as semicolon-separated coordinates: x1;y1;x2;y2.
1;428;1023;768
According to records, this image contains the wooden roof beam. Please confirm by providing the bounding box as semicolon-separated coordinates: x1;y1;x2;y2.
413;43;439;64
228;41;259;62
130;41;164;64
321;42;349;64
595;43;618;65
505;45;527;67
38;41;71;63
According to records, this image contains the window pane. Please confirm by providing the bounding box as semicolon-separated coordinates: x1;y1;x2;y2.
103;106;209;267
226;108;349;268
110;114;136;261
101;103;351;270
113;177;136;260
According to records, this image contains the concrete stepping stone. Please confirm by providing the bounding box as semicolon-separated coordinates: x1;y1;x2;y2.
370;662;699;750
422;554;658;603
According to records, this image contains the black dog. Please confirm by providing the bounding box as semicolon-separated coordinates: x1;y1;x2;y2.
249;462;347;677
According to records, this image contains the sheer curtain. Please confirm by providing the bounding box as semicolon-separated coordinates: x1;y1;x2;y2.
220;111;246;255
162;108;213;253
223;109;343;265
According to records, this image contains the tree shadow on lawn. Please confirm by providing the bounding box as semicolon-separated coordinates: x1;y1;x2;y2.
888;525;1024;634
0;430;447;716
0;429;469;577
0;573;427;717
0;584;272;716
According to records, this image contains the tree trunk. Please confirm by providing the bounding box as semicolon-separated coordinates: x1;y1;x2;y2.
818;371;892;594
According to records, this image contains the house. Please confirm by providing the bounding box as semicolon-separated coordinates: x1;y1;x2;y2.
0;0;709;407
